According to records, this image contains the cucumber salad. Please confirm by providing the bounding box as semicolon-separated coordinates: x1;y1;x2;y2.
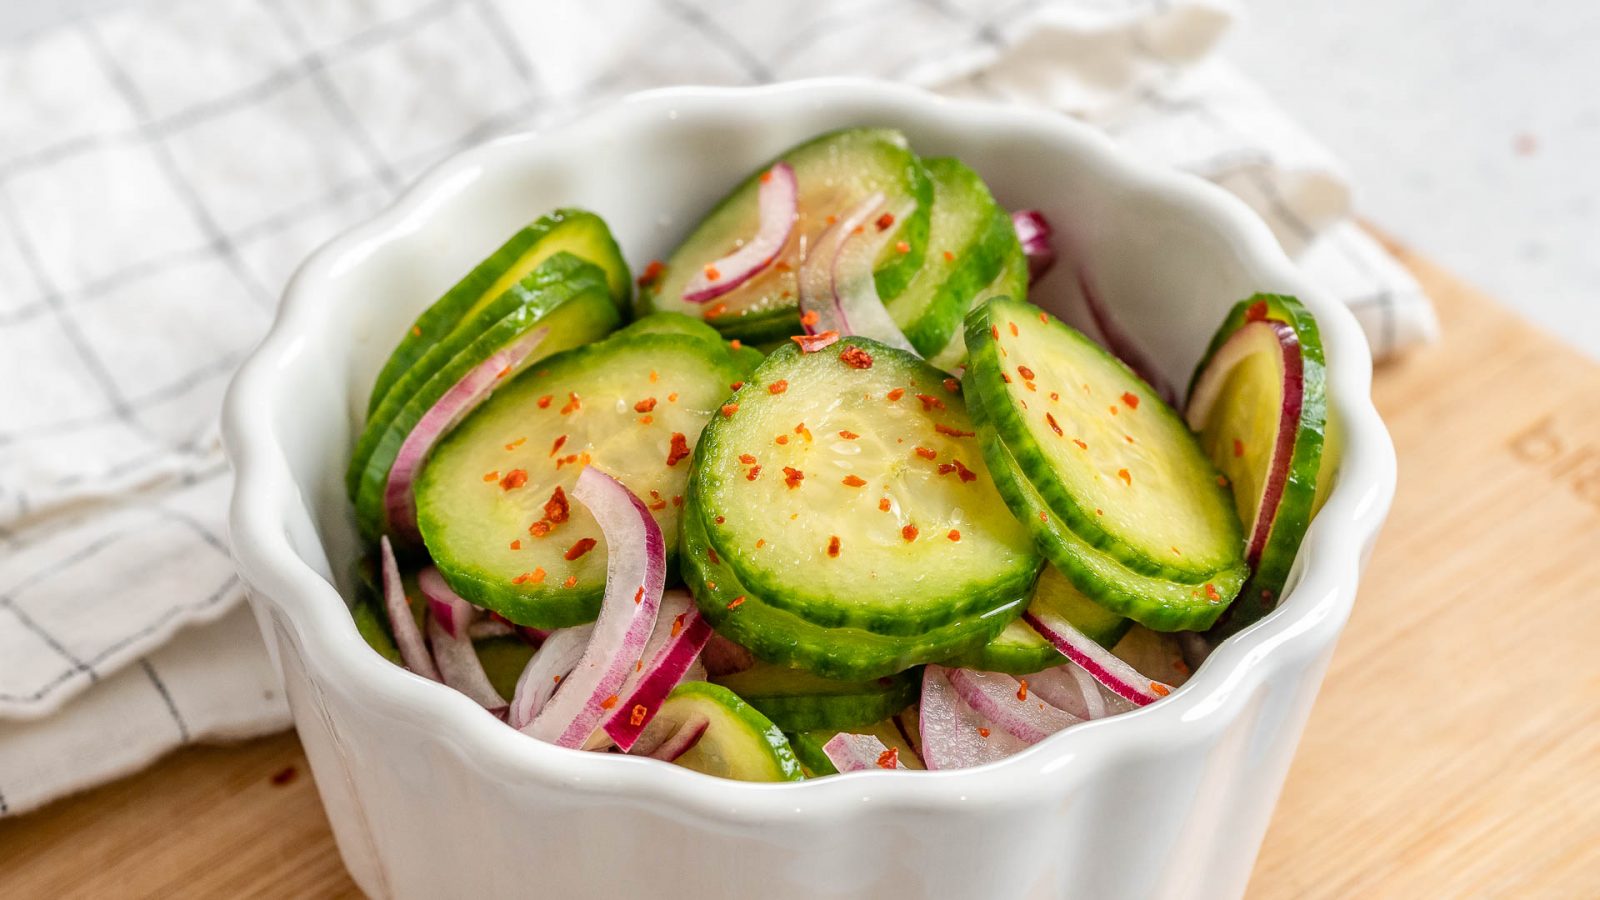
345;128;1332;780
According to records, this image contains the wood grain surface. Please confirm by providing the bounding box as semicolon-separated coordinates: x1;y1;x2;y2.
2;245;1596;899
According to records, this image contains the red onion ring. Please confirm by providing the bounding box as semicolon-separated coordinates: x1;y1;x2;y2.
417;567;505;710
918;665;1029;770
379;536;439;681
1011;209;1056;283
1022;610;1172;706
822;733;906;772
798;193;919;354
508;625;593;730
682;162;798;303
945;668;1081;744
602;590;713;751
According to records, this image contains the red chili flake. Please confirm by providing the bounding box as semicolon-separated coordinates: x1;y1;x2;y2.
504;437;526;451
842;474;867;487
511;568;547;585
499;469;528;490
782;466;805;489
410;325;423;338
839;345;874;369
934;423;974;438
528;521;551;538
672;495;683;508
838;430;859;440
827;535;841;557
564;538;597;561
1001;373;1012;384
915;393;945;411
1046;413;1064;436
706;303;729;318
901;524;918;542
1245;300;1269;322
537;395;553;409
721;403;739;418
952;459;977;483
635;397;658;413
1008;322;1019;337
1217;475;1229;487
1050;391;1060;402
755;539;766;548
629;704;649;726
942;377;961;393
943;250;955;262
769;379;789;394
1233;438;1245;458
1024;381;1037;392
1117;468;1132;486
650;371;660;383
1204;583;1221;602
1124;434;1134;444
1121;391;1140;409
270;765;297;786
714;516;725;525
826;214;837;224
775;261;792;272
637;260;666;288
667;432;691;467
482;470;500;483
671;613;686;638
876;747;900;769
563;575;577;589
794;422;812;440
894;240;910;253
739;453;757;465
1095;508;1103;516
509;539;522;550
775;434;790;445
799;310;820;327
1039;511;1049;523
1016;678;1029;701
730;339;743;351
878;497;891;512
914;446;937;460
978;727;991;738
887;388;905;402
1073;439;1087;450
852;225;865;235
648;497;667;511
1039;311;1049;324
704;264;722;282
938;463;956;476
745;465;762;481
990;324;1000;341
559;392;581;415
600;694;620;710
1151;682;1171;697
549;434;567;458
1017;365;1036;381
1108;405;1119;416
639;415;654;425
496;365;511;380
723;595;746;611
730;381;744;391
545;486;571;523
870;212;894;231
792;330;841;353
947;529;961;542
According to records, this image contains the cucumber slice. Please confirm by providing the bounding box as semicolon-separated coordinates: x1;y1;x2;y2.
886;159;1016;357
970;389;1235;631
945;564;1130;673
682;491;1018;680
791;717;924;776
712;662;917;732
642;681;804;782
414;330;742;627
474;635;536;701
348;253;621;538
641;128;932;340
616;311;726;344
693;336;1040;635
925;245;1029;372
965;297;1246;589
368;209;630;416
1186;294;1328;634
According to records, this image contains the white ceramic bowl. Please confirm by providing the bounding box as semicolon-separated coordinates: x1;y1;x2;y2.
223;80;1395;900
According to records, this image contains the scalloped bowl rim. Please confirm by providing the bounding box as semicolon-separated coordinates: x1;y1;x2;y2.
223;79;1395;822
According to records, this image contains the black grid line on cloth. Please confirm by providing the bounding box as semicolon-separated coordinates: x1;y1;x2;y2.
1;601;89;677
155;506;230;557
0;573;238;704
257;0;402;194
467;0;538;87
77;20;276;312
914;0;1007;49
0;182;150;438
659;0;774;83
139;659;191;742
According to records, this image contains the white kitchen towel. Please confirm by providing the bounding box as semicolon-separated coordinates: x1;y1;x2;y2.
0;0;1437;814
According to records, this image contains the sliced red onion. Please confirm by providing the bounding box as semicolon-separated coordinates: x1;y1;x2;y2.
701;632;755;676
525;467;665;747
919;665;1030;770
383;326;550;541
822;733;906;772
1025;665;1103;720
1076;270;1178;406
379;536;439;681
1023;609;1172;706
945;668;1081;744
644;714;709;762
508;625;593;730
1011;210;1056;283
682;162;798;303
417;567;504;709
467;618;514;640
798;192;919;354
602;590;714;751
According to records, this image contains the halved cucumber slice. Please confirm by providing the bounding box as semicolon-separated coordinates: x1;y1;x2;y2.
693;336;1040;635
348;253;621;538
639;681;804;782
682;492;1018;680
965;297;1246;588
945;564;1129;674
790;717;924;776
887;158;1017;357
640;128;932;341
367;209;630;415
1186;294;1328;634
414;329;743;627
925;246;1029;373
970;389;1236;631
474;635;537;701
712;662;917;732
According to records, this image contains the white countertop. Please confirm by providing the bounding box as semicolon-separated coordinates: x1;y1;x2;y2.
4;0;1595;358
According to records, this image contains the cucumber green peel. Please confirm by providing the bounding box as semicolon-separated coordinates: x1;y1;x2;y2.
712;663;917;732
646;681;805;782
945;564;1130;674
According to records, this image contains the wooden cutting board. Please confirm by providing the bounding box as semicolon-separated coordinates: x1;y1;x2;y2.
3;240;1597;898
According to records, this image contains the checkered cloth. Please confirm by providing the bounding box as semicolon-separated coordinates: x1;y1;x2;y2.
0;0;1436;817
